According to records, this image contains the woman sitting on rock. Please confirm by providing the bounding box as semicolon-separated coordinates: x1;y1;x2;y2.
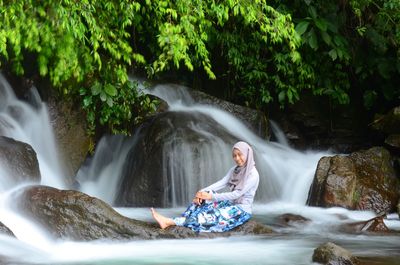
151;141;260;232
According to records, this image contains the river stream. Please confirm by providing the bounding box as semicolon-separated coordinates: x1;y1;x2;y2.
0;75;399;265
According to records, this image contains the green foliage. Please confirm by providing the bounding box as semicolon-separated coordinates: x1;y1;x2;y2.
0;0;148;136
135;0;308;107
1;0;399;137
349;0;400;107
277;0;400;108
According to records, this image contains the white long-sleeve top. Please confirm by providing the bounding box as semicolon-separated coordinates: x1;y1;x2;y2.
200;166;260;214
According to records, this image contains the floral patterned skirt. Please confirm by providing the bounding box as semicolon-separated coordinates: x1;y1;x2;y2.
173;200;251;233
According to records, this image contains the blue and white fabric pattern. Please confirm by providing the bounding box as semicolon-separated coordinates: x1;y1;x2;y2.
173;200;251;232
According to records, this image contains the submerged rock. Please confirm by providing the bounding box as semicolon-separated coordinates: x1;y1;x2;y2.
13;185;273;241
0;221;14;237
307;147;399;214
275;213;311;227
339;214;390;234
312;242;359;265
0;136;41;186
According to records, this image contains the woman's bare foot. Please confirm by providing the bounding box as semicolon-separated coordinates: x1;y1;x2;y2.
150;208;175;229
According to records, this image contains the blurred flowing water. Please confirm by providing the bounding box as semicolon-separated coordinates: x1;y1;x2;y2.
0;75;399;265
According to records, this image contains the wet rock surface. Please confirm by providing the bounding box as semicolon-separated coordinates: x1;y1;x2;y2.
275;213;311;227
307;147;400;214
47;97;90;184
312;242;359;265
0;222;14;237
339;215;390;234
14;185;175;241
0;136;40;185
13;185;274;241
188;88;269;139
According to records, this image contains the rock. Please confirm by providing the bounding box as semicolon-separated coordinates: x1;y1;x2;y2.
271;92;375;152
307;156;357;209
188;89;269;139
275;213;311;227
339;214;390;233
13;185;174;241
0;136;41;187
47;97;90;185
0;222;14;237
370;106;400;135
312;242;359;265
385;134;400;149
229;220;274;235
114;111;238;207
13;185;273;241
164;220;273;239
307;147;399;214
398;201;400;218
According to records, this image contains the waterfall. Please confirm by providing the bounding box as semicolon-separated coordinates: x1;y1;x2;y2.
145;83;332;204
0;74;66;189
76;134;137;204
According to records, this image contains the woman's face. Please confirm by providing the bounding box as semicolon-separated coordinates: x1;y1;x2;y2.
232;148;246;167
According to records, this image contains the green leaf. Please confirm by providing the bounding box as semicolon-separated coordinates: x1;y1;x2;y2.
104;84;118;96
106;97;114;107
308;30;318;50
308;6;317;20
100;91;107;102
91;82;102;96
363;90;377;109
83;96;92;107
278;91;286;102
315;18;327;32
295;21;310;35
321;31;332;45
328;49;337;61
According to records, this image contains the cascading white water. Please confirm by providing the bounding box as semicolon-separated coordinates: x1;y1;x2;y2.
76;135;137;204
147;83;332;204
0;74;66;189
161;133;233;206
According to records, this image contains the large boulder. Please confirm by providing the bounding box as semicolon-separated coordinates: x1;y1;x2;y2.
12;185;273;241
13;185;173;241
0;136;41;188
307;147;399;213
114;111;238;207
312;242;359;265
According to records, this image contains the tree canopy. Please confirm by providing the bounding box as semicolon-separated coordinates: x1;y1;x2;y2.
0;0;399;134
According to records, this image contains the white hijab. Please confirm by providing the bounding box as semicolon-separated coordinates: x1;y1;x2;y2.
228;141;255;191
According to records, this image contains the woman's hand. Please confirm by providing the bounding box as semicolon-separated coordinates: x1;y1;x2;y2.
195;191;212;200
192;197;202;205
